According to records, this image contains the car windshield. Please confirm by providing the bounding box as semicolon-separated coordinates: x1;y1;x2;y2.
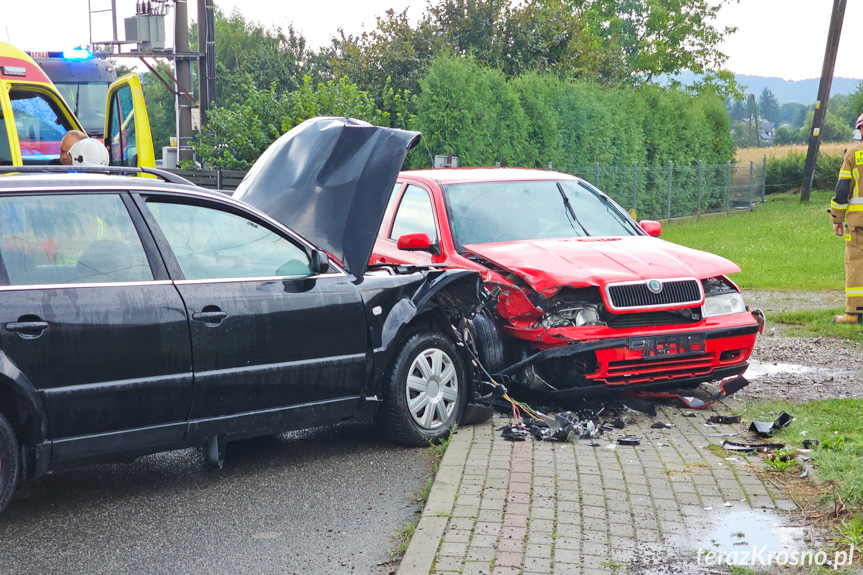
55;82;110;136
442;180;637;249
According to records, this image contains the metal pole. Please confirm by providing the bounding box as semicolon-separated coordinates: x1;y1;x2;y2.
594;163;600;188
761;154;767;203
176;0;194;163
801;0;847;201
725;161;731;212
667;161;672;220
749;161;754;210
632;162;638;212
549;161;553;171
697;160;703;215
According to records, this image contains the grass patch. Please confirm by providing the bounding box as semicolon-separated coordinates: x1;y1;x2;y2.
707;443;731;458
741;399;863;507
772;308;863;343
388;428;457;558
662;190;843;290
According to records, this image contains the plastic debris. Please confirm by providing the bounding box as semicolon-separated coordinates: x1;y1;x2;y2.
708;415;742;424
749;411;794;437
707;433;737;437
617;436;641;446
623;376;748;410
500;425;530;441
650;422;675;429
721;440;785;453
802;439;820;449
799;468;809;479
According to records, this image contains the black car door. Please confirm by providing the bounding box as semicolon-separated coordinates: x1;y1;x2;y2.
136;195;369;433
0;191;193;463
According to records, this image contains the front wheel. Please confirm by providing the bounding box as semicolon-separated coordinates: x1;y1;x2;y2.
0;413;20;517
380;330;468;446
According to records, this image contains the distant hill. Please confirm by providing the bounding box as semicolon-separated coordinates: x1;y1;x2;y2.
667;71;861;104
735;74;861;104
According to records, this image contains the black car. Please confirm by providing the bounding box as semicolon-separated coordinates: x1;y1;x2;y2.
0;118;490;516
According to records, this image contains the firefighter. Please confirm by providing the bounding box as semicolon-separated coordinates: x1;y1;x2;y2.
831;113;863;324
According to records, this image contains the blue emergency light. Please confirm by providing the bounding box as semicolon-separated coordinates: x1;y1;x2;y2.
62;49;93;60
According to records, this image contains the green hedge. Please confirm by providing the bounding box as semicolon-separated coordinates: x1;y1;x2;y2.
764;151;844;195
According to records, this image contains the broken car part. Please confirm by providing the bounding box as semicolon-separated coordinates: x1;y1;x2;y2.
749;412;794;437
721;440;785;453
708;415;742;424
617;436;641;446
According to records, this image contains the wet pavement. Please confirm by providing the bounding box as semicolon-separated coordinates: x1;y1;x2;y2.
400;405;812;575
0;422;432;575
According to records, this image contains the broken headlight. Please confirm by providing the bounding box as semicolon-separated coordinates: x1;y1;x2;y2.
540;305;604;328
701;292;746;317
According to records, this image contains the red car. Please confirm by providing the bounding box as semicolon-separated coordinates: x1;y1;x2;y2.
372;168;764;400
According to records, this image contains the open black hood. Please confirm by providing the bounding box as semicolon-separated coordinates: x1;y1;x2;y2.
234;117;421;277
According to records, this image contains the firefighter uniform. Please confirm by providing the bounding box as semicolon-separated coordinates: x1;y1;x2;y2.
832;142;863;321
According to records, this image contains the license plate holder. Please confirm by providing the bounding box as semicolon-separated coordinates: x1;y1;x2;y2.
628;334;705;360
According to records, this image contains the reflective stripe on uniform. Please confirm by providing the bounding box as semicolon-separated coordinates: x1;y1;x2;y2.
850;197;863;204
833;199;849;209
846;288;863;296
839;170;853;178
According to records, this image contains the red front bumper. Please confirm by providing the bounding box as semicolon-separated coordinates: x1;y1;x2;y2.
502;312;760;387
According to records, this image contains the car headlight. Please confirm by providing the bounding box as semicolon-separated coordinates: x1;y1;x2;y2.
575;306;602;326
702;292;746;317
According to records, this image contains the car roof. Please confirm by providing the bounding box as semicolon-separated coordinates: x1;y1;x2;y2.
0;171;219;197
400;167;581;186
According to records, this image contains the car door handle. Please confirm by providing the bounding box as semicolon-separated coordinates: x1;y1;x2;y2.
192;310;228;324
6;321;49;338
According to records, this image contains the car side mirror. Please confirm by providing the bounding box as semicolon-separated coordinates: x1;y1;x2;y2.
639;220;662;237
397;233;439;254
310;249;330;274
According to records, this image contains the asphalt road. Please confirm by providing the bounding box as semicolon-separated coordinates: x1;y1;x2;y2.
0;422;432;575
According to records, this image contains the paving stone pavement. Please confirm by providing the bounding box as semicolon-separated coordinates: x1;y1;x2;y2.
398;401;807;575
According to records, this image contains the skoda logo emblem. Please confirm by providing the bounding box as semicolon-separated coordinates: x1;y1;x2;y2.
647;279;663;294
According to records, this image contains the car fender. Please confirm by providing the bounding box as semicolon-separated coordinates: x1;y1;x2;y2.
0;351;51;479
370;268;483;388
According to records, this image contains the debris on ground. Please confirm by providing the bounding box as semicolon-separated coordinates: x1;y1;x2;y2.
721;440;785;453
802;439;820;449
617;436;641;446
708;414;742;424
749;411;794;437
650;422;675;429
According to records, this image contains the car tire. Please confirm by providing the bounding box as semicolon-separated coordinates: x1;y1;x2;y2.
0;413;20;517
465;312;506;374
381;330;468;446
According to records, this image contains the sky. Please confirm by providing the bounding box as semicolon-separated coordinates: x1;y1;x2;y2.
3;0;862;81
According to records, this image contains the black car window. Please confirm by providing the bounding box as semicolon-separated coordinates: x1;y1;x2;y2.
0;194;153;285
9;89;74;165
389;185;437;242
147;201;312;280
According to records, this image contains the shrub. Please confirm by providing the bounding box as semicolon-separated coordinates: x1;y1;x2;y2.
764;150;844;194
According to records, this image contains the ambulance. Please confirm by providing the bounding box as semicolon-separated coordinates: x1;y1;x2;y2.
0;41;153;167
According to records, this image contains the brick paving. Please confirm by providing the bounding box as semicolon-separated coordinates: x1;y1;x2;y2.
399;402;803;575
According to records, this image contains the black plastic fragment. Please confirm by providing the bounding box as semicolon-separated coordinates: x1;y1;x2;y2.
621;398;656;416
650;422;675;429
501;425;529;441
721;440;785;453
801;439;820;449
749;411;794;437
617;436;641;446
708;415;742;424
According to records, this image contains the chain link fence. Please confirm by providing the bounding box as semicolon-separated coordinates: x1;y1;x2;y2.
171;159;767;221
564;159;767;220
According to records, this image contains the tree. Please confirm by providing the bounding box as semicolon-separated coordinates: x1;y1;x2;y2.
779;103;807;127
757;88;780;124
566;0;739;95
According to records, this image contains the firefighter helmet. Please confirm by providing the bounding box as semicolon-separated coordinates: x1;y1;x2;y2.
70;138;110;167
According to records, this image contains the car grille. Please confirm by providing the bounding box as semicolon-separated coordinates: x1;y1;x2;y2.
605;310;698;329
606;278;702;310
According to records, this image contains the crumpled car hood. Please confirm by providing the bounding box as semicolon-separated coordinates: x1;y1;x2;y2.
464;236;741;297
235;117;421;277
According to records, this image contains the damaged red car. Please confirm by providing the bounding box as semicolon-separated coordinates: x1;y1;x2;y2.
372;168;764;401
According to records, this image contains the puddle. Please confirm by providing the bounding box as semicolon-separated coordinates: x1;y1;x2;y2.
692;509;807;558
745;360;812;380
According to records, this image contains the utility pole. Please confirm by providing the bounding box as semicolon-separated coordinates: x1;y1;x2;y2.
801;0;847;202
175;0;194;164
197;0;216;127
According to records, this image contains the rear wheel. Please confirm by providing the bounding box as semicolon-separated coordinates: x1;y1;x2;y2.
381;330;468;446
0;413;20;517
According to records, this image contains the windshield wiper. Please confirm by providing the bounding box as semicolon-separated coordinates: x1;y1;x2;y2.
556;183;588;236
